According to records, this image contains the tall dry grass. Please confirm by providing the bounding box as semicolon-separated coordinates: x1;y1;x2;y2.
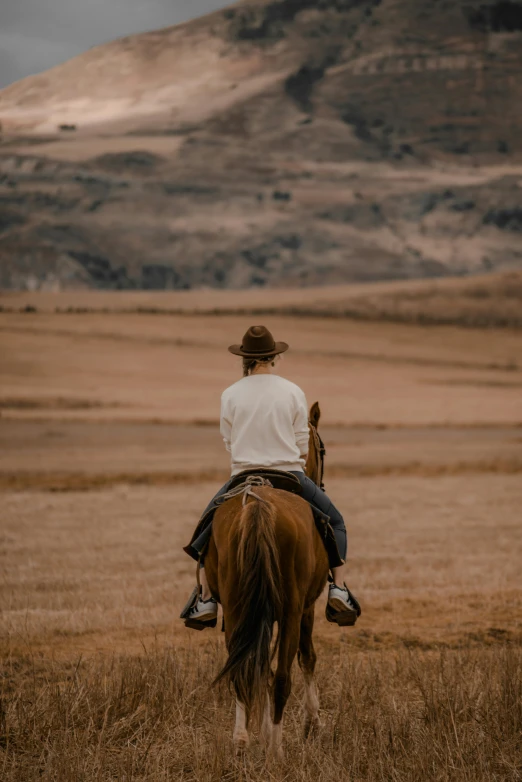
2;643;520;781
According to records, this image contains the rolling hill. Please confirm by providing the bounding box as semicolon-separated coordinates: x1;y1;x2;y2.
1;0;522;290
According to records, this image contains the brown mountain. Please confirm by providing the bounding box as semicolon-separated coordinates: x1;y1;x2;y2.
1;0;522;290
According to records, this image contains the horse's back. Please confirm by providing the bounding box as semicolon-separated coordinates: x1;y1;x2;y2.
212;486;328;607
213;486;317;546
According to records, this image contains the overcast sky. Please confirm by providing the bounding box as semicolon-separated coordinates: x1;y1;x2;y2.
0;0;231;88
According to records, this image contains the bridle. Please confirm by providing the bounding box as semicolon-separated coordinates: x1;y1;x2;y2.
309;424;326;491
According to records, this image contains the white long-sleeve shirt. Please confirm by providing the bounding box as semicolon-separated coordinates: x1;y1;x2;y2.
220;374;309;476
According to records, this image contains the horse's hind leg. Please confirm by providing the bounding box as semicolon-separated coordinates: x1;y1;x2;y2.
260;688;273;748
298;606;320;738
233;700;249;751
270;618;300;760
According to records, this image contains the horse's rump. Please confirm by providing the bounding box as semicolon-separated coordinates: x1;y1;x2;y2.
210;487;327;606
207;488;328;713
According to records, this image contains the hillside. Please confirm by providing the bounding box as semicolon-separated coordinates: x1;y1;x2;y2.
1;0;522;290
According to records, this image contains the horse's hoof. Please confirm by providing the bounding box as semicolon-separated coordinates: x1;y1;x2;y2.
266;749;284;763
267;740;284;762
233;734;249;755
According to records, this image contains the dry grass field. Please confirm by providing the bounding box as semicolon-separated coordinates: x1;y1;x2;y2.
1;282;522;780
2;270;522;328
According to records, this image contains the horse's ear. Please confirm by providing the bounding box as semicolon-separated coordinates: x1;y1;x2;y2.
309;401;321;427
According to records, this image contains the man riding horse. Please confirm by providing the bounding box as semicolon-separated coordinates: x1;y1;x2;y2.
183;325;359;627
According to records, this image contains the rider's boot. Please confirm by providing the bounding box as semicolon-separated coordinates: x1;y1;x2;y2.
189;596;217;620
181;587;218;630
326;583;361;626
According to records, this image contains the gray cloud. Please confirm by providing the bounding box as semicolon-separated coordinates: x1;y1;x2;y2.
0;0;231;88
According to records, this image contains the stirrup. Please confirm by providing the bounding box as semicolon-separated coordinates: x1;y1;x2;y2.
325;585;361;627
180;587;218;631
184;615;218;631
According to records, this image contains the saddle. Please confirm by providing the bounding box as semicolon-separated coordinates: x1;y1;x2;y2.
227;468;303;496
183;468;344;570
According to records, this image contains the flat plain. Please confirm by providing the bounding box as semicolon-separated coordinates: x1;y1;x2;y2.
1;283;521;780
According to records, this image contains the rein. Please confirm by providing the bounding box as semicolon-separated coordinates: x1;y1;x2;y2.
215;475;273;507
310;424;326;491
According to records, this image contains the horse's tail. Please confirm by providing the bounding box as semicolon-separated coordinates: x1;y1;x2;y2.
214;493;282;713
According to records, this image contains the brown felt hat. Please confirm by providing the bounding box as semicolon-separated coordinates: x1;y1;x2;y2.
228;325;289;358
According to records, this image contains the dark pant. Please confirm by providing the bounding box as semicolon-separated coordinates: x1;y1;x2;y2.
201;471;347;561
289;471;347;561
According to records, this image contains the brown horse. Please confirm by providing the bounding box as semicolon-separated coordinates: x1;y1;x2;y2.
204;402;329;758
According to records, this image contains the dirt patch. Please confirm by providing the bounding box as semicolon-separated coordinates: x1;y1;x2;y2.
2;474;521;649
0;469;228;492
2;271;521;328
0;397;119;410
2;457;522;493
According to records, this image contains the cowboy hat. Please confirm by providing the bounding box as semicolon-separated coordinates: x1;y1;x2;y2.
228;325;289;358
